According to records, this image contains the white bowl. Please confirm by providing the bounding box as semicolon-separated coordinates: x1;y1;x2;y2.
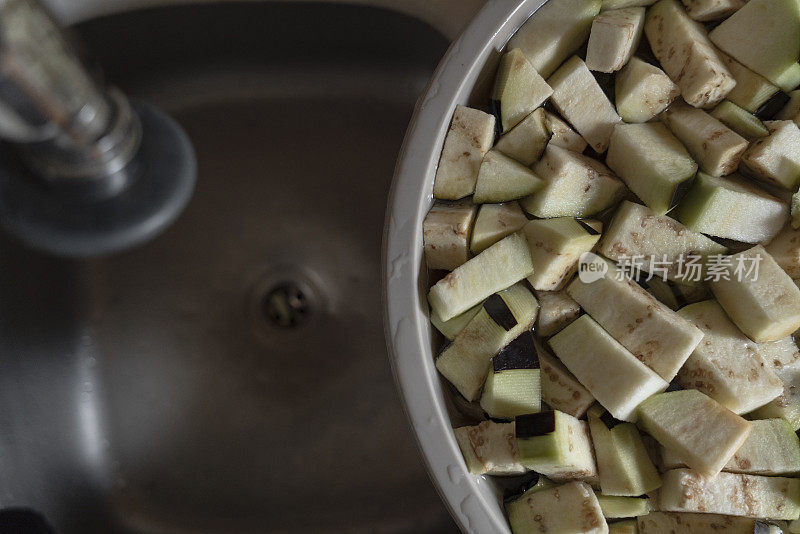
382;1;550;532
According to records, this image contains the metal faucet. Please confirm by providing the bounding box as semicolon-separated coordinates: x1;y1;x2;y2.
0;0;196;257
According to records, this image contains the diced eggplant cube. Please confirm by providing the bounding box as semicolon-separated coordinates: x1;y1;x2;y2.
474;150;544;203
710;101;770;140
548;56;622;152
637;390;752;476
515;410;599;482
660;100;748;177
596;494;650;518
506;481;608;534
435;283;539;400
534;290;581;337
615;57;679;123
660;418;800;476
545;111;588;153
470;202;528;255
523;217;602;291
709;245;800;343
538;344;596;418
645;0;735;108
430;302;483;341
599;200;726;282
709;0;800;92
676;300;783;413
494;108;551;166
507;0;602;79
680;0;746;22
750;336;800;430
720;53;780;113
433;105;495;199
589;412;662;496
740;120;800;190
675;172;788;244
481;333;542;420
423;200;477;271
454;420;525;475
521;144;626;218
659;468;800;520
492;49;553;133
585;7;645;73
607;123;697;215
765;223;800;279
639;512;782;533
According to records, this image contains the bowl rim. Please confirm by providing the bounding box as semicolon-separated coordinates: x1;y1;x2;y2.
382;1;549;532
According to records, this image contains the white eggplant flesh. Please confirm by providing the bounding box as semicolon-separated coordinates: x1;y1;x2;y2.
547;56;623;152
710;100;770;140
433;105;495;200
545;111;588;153
659;468;800;520
740;120;800;191
495;107;551;166
423;200;477;271
598;200;726;282
507;481;608;534
766;223;800;279
454;420;525;475
675;172;789;244
535;290;581;337
436;284;539;401
676;300;783;414
637;390;752;476
660;100;748;177
750;336;800;430
492;48;553;133
606;122;697;215
470;202;529;255
538;344;596;418
709;245;800;343
473;149;544;204
645;0;735;108
566;255;704;382
521;144;626;218
585;7;646;73
709;0;800;92
523;217;602;291
660;418;800;476
615;57;679;123
428;232;534;322
549;314;668;422
639;512;781;533
720;53;779;113
507;0;602;79
680;0;746;22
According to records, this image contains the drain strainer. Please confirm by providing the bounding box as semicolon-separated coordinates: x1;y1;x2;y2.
248;265;324;343
261;282;310;329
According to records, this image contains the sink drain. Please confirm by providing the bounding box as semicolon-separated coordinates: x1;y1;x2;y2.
248;265;324;342
261;283;310;329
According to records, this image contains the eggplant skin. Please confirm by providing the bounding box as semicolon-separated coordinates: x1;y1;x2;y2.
483;293;518;331
516;411;557;438
493;332;539;371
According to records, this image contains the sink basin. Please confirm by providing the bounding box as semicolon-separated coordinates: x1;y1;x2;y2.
0;3;457;532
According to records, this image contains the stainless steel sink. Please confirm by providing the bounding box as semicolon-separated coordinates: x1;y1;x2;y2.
0;3;456;532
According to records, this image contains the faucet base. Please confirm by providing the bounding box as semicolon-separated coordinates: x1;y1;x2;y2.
0;100;196;258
